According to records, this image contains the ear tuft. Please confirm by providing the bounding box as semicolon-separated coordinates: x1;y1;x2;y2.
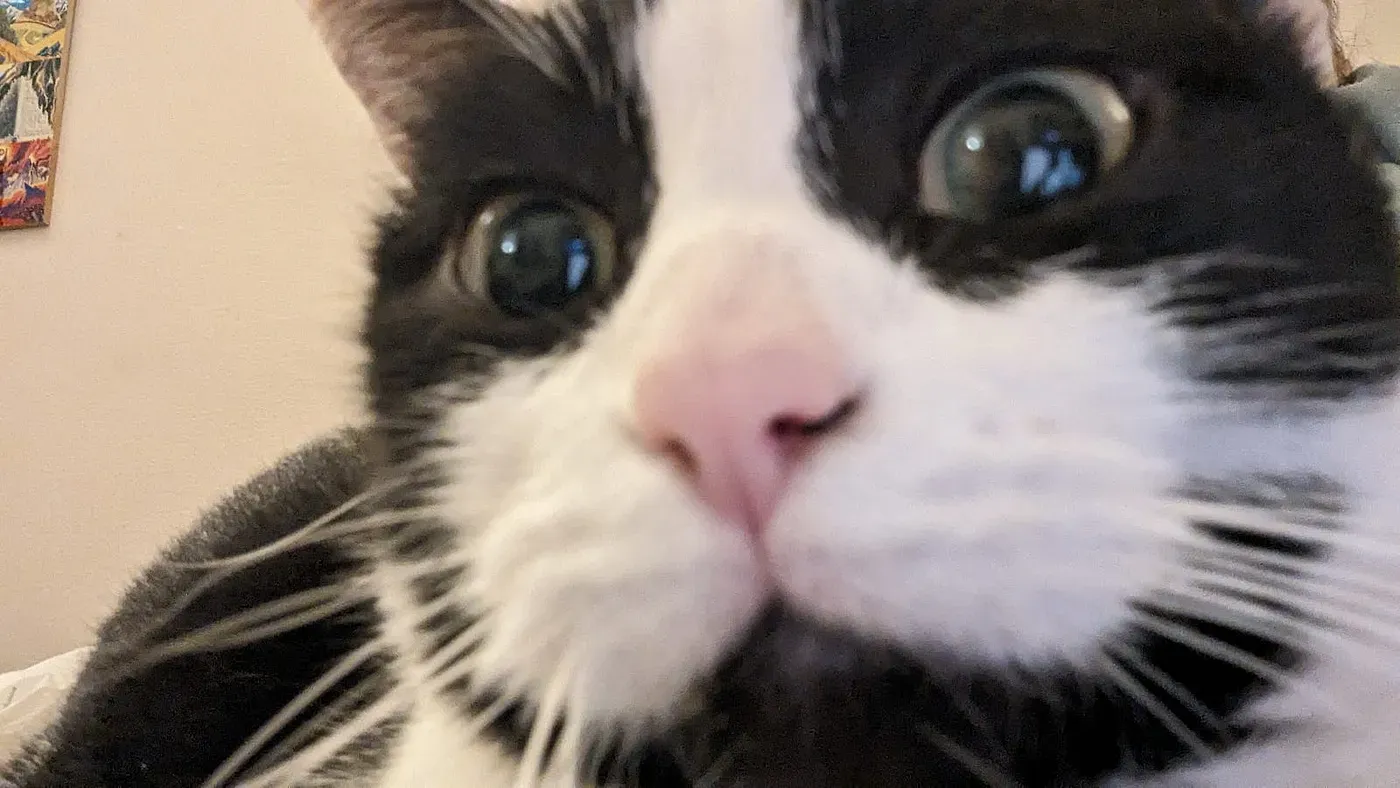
304;0;502;174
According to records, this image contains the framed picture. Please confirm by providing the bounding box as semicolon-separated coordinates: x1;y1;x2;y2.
1;0;76;231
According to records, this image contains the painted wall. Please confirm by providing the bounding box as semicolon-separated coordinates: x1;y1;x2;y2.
0;1;387;669
1340;0;1400;65
0;2;1397;670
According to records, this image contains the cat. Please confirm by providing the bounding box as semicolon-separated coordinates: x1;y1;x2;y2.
5;0;1400;785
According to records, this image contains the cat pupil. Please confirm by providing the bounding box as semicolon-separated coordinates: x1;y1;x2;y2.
486;200;601;316
943;85;1101;220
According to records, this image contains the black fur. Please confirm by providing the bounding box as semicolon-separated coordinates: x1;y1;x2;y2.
1;431;386;787
798;0;1400;397
6;1;1399;786
365;1;1398;786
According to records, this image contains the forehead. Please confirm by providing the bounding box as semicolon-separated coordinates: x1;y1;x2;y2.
627;0;1251;87
633;0;806;201
621;0;1278;190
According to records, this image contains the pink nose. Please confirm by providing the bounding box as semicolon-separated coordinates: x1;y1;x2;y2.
633;307;859;536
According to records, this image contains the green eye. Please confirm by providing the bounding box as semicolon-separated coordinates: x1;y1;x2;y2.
919;68;1135;222
458;194;618;318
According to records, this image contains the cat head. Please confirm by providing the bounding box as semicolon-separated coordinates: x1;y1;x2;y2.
309;0;1400;784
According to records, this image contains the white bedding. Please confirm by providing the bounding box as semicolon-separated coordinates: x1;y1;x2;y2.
0;648;91;761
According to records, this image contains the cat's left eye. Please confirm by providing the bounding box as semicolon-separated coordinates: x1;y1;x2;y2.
919;68;1134;222
455;194;619;318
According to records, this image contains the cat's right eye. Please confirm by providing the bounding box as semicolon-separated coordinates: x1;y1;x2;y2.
918;68;1135;223
454;194;619;319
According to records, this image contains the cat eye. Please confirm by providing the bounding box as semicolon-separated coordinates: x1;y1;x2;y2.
919;68;1134;222
456;194;619;318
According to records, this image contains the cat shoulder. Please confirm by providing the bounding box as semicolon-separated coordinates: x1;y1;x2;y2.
2;430;382;788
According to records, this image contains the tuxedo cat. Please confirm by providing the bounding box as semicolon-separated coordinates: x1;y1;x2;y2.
5;0;1399;785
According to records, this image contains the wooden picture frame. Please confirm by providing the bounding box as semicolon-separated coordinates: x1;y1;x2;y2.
0;0;77;231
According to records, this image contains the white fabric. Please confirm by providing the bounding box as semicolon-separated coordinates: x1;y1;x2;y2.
0;647;92;761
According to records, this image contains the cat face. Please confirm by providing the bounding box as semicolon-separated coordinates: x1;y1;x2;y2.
313;0;1400;784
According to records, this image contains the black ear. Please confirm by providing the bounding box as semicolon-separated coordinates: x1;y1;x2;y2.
303;0;549;174
1246;0;1341;85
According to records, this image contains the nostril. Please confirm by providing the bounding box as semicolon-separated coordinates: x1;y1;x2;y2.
658;436;700;478
767;393;863;447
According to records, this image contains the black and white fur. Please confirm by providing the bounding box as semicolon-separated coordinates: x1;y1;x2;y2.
5;0;1400;785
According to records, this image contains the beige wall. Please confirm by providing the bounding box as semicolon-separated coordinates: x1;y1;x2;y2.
1340;0;1400;65
0;2;388;669
0;3;1397;671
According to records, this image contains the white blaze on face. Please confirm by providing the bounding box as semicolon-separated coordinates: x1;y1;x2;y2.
411;0;1382;738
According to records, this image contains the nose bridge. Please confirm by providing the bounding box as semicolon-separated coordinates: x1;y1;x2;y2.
622;214;835;346
680;233;826;346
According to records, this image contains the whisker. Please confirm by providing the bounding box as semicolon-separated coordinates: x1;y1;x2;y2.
173;506;431;573
551;697;588;787
1129;608;1345;718
168;485;391;571
151;589;369;659
546;1;603;102
1153;251;1309;280
1164;281;1372;316
512;652;576;788
224;605;496;787
233;689;409;788
110;582;371;682
124;468;430;654
1182;541;1400;600
1165;570;1400;656
1095;645;1220;758
1181;553;1400;619
1172;500;1400;559
461;0;570;86
200;641;388;788
1104;639;1234;741
691;740;744;788
918;725;1024;788
240;670;390;784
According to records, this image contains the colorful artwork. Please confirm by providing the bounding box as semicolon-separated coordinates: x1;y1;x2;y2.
1;0;74;230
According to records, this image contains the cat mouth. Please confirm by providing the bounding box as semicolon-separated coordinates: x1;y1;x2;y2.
633;600;1295;788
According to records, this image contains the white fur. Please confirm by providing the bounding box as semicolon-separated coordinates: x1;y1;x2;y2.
369;1;1400;786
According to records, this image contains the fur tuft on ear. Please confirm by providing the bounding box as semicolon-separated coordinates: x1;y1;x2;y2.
1252;0;1344;85
304;0;548;174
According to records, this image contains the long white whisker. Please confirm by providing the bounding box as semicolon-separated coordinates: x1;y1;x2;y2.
550;694;588;787
168;485;392;571
462;0;570;85
163;594;369;656
1158;580;1400;670
1183;541;1400;600
1094;646;1218;758
1181;553;1400;619
119;582;371;678
240;672;390;784
199;641;387;788
128;469;428;651
235;689;408;788
1130;609;1344;718
1175;557;1400;632
917;725;1023;788
1172;500;1400;559
1165;281;1372;317
513;653;576;788
176;506;431;572
226;603;493;787
1102;640;1233;741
